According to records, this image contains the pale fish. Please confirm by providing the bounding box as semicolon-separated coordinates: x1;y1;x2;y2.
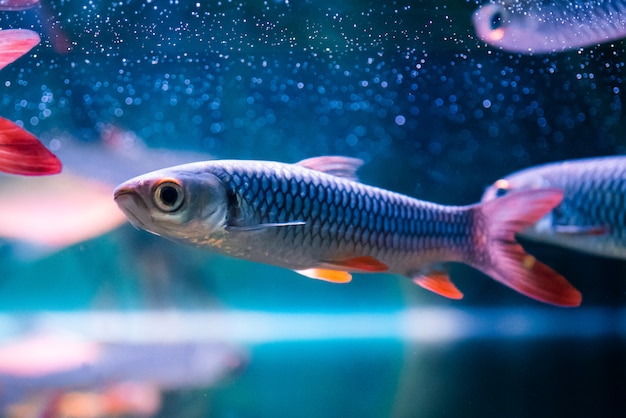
482;156;626;260
473;0;626;54
114;156;582;306
0;126;215;257
0;332;245;417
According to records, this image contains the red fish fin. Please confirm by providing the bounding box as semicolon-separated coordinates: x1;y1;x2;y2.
0;29;40;70
470;188;582;307
411;270;464;299
295;156;363;182
0;117;62;175
295;268;352;283
322;255;388;272
553;224;610;236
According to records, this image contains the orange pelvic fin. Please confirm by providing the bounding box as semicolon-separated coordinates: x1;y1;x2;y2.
322;255;388;272
295;268;352;283
411;270;464;300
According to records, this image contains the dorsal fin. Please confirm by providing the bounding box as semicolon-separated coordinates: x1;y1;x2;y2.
295;156;363;182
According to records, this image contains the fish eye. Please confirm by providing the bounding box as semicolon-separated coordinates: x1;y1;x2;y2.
490;11;504;31
493;179;510;198
495;187;509;198
153;180;185;212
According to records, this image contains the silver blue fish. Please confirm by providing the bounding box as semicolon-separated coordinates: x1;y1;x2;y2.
114;156;581;306
482;156;626;260
473;0;626;54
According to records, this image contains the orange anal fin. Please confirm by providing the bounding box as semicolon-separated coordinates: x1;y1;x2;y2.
322;255;388;272
411;271;464;300
295;268;352;283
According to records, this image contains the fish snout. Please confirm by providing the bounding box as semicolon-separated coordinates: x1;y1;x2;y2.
113;179;144;201
113;185;133;201
112;182;153;231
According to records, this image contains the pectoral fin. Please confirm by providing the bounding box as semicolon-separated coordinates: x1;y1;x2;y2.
553;224;610;236
295;268;352;283
411;270;464;300
226;221;306;232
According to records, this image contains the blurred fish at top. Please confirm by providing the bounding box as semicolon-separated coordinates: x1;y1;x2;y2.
0;117;61;176
473;0;626;54
0;0;72;55
114;156;582;306
0;0;39;11
482;156;626;260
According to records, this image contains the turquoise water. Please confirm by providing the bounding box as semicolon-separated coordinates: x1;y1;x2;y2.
0;0;625;417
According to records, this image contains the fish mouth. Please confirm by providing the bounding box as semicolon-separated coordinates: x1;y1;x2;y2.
113;186;152;231
113;184;134;201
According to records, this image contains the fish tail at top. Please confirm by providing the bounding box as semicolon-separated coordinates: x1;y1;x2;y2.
0;117;62;175
468;188;582;307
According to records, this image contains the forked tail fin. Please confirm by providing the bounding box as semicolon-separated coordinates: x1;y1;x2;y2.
469;188;582;307
0;117;62;175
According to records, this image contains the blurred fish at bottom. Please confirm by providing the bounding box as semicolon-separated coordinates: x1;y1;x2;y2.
0;125;213;258
0;331;246;418
482;156;626;260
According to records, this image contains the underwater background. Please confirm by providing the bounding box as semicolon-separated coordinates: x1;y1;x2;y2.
0;0;624;417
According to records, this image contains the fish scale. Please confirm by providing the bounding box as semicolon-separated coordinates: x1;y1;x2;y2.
187;160;473;274
114;156;582;306
550;160;625;231
482;156;626;260
215;161;465;265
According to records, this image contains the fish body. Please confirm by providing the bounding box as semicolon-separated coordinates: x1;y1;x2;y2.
482;156;626;260
114;156;581;306
0;332;245;416
473;0;626;54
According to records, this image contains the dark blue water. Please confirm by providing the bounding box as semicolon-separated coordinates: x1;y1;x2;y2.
0;0;624;416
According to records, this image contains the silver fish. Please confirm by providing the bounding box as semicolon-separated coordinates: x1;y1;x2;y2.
114;156;581;306
482;156;626;260
473;0;626;54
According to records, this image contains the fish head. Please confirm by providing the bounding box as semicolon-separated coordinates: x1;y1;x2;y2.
473;3;511;46
472;2;557;54
113;163;229;242
482;171;549;202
